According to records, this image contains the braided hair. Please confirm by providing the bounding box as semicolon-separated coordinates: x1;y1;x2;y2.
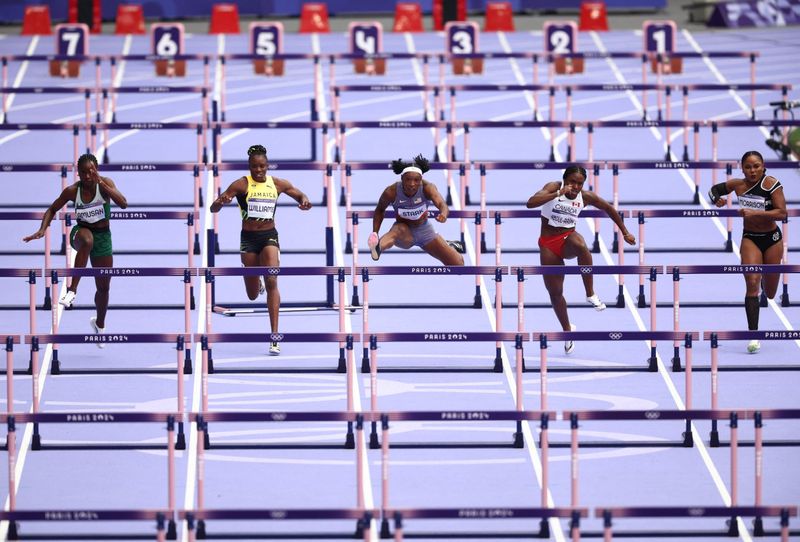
391;154;431;176
741;150;764;165
247;144;267;158
562;164;587;181
77;153;98;169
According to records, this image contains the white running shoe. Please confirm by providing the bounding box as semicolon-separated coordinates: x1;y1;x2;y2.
586;294;606;311
59;289;76;308
89;317;105;349
269;342;281;356
747;340;761;354
564;324;576;355
368;232;381;261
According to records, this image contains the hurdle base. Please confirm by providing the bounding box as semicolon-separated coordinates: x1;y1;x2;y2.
709;429;720;447
616;286;625;308
351;286;360;307
671;353;683;372
369;425;380;449
781;287;790;307
361;350;370;373
493;347;503;373
591;232;600;253
345;233;352;254
753;516;764;536
7;521;18;540
345;423;355;449
474;286;482;308
538;518;550;538
338;347;347;373
725;238;733;252
512;422;523;448
167;519;177;540
184;350;193;374
196;519;206;539
637;286;646;308
32;425;41;450
682;429;694;447
42;287;52;311
380;518;391;538
726;517;740;536
51;350;61;375
176;423;186;450
759;291;768;307
647;354;658;372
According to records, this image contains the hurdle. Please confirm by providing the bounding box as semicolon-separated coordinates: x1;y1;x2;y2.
109;53;212;96
92;122;206;165
386;506;587;541
562;408;750;532
102;85;210;128
0;123;81;165
202;265;351;366
0;87;93;136
191;410;366;537
331;84;441;127
0;270;40;370
181;507;378;542
598;505;798;540
211;120;329;165
365;332;526;446
218;53;323;123
1;411;179;538
375;410;557;537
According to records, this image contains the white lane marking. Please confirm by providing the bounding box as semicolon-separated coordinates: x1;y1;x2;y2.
1;36;39;123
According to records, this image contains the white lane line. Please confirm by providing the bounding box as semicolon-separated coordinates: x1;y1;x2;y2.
1;36;39;123
590;30;761;541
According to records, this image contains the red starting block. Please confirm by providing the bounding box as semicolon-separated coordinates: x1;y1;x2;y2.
49;23;89;77
21;5;52;35
350;22;386;75
250;22;285;76
484;2;514;32
393;3;424;32
152;23;186;77
115;4;145;35
209;3;240;34
578;1;609;31
299;3;330;33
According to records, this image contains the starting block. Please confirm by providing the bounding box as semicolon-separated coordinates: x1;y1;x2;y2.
250;22;285;76
446;21;483;75
393;2;424;32
299;3;330;33
49;23;88;78
21;5;52;35
350;22;386;75
152;23;186;77
484;2;514;31
578;1;609;31
644;20;683;74
115;4;145;35
544;21;584;75
209;3;240;34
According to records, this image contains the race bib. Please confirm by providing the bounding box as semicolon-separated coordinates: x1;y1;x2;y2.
76;201;106;223
248;198;276;220
738;194;765;212
546;199;580;228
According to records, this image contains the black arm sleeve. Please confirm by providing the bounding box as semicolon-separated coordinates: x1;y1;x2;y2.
708;182;730;203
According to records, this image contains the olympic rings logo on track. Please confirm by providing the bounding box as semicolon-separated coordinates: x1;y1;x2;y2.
609;333;623;340
270;333;284;341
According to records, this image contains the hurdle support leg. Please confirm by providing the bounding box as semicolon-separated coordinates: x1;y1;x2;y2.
682;419;693;447
176;421;186;450
361;345;370;373
616;285;624;308
727;515;740;536
473;285;482;308
538;518;550;538
8;521;18;540
370;420;379;449
337;346;346;373
493;346;502;373
781;284;789;307
671;345;682;372
51;348;61;375
637;284;646;308
710;419;720;447
184;348;193;374
753;516;764;536
345;421;355;449
591;232;600;254
647;344;657;372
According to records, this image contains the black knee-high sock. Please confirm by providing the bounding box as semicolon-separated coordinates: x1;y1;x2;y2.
745;296;760;330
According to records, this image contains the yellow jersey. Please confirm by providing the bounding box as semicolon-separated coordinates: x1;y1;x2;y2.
237;175;278;221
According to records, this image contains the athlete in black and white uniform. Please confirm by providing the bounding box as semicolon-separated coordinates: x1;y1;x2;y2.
708;150;787;353
368;154;464;265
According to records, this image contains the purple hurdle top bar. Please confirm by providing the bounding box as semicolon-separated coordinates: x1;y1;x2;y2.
475;161;603;171
612;160;731;169
464;120;575;128
0;269;42;278
0;86;93;94
599;505;797;518
355;265;503;276
385;506;587;520
0;163;71;172
333;84;438;92
348;210;482;220
214;161;330;171
562;408;739;421
59;211;194;221
192;411;357;423
336;120;449;129
492;209;617;219
203;332;351;343
703;330;800;341
1;412;178;424
382;410;552;422
212;121;328;130
534;330;699;342
97;163;199;172
25;333;190;346
204;266;349;277
344;161;466;171
515;265;660;276
667;264;800;275
49;267;194;278
182;508;378;520
633;209;740;218
0;509;173;521
107;86;208;94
